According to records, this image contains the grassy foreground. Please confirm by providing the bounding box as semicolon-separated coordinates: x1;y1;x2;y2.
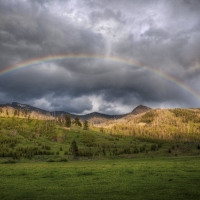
0;157;200;200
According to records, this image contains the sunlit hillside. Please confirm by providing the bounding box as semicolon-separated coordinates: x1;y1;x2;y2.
0;106;53;120
94;108;200;141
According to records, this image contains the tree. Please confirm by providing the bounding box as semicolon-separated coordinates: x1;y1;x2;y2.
14;109;17;116
17;108;20;116
100;127;104;133
57;114;62;125
102;147;106;156
74;116;82;127
65;114;71;127
83;120;89;130
69;140;79;158
24;107;28;117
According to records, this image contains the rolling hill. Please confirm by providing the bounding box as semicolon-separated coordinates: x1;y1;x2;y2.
99;107;200;141
0;101;200;164
1;102;200;141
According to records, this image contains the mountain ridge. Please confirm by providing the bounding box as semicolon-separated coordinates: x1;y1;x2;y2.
0;102;151;121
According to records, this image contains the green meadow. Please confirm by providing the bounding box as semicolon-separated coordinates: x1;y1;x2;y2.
0;157;200;200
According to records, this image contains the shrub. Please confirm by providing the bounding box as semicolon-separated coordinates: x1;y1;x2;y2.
2;158;17;164
56;157;68;162
47;158;55;162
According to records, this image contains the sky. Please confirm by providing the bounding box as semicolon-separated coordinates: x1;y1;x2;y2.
0;0;200;114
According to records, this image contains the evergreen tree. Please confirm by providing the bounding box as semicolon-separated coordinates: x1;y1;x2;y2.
100;127;104;133
102;147;106;156
57;115;62;125
69;140;79;158
14;109;17;116
74;116;81;127
17;108;20;116
83;120;89;130
24;107;28;117
65;114;71;127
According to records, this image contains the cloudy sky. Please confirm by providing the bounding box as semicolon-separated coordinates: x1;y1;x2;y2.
0;0;200;114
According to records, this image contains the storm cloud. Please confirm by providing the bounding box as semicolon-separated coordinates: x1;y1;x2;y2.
0;0;200;114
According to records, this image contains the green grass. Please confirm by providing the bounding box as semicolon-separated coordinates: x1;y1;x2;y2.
0;157;200;200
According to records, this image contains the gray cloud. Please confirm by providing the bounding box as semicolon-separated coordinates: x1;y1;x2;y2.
0;0;200;114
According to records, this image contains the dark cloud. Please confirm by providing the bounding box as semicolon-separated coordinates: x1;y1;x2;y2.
0;0;200;114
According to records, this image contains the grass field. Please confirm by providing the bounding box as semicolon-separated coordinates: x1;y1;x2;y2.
0;156;200;200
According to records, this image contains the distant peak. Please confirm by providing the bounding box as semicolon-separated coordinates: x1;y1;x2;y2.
135;104;150;109
12;102;24;106
131;104;151;115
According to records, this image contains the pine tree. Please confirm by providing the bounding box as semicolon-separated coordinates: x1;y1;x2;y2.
102;147;106;156
69;140;79;158
83;120;89;130
24;107;28;117
65;114;71;127
58;115;62;125
14;109;17;116
74;116;81;127
17;108;20;116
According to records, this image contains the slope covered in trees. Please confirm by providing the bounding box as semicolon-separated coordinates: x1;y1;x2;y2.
0;106;200;163
97;108;200;141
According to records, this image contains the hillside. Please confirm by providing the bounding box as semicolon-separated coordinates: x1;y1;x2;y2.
2;102;200;142
99;108;200;141
0;105;53;120
1;102;200;142
0;104;200;163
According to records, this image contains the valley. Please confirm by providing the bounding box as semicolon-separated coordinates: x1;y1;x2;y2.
0;103;200;162
1;103;200;199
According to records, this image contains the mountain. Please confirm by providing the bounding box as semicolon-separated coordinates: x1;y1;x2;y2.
50;111;74;118
131;104;152;115
78;112;125;125
79;112;123;120
11;102;50;114
0;102;151;123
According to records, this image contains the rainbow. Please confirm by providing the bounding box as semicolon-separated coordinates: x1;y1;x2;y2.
0;53;200;100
